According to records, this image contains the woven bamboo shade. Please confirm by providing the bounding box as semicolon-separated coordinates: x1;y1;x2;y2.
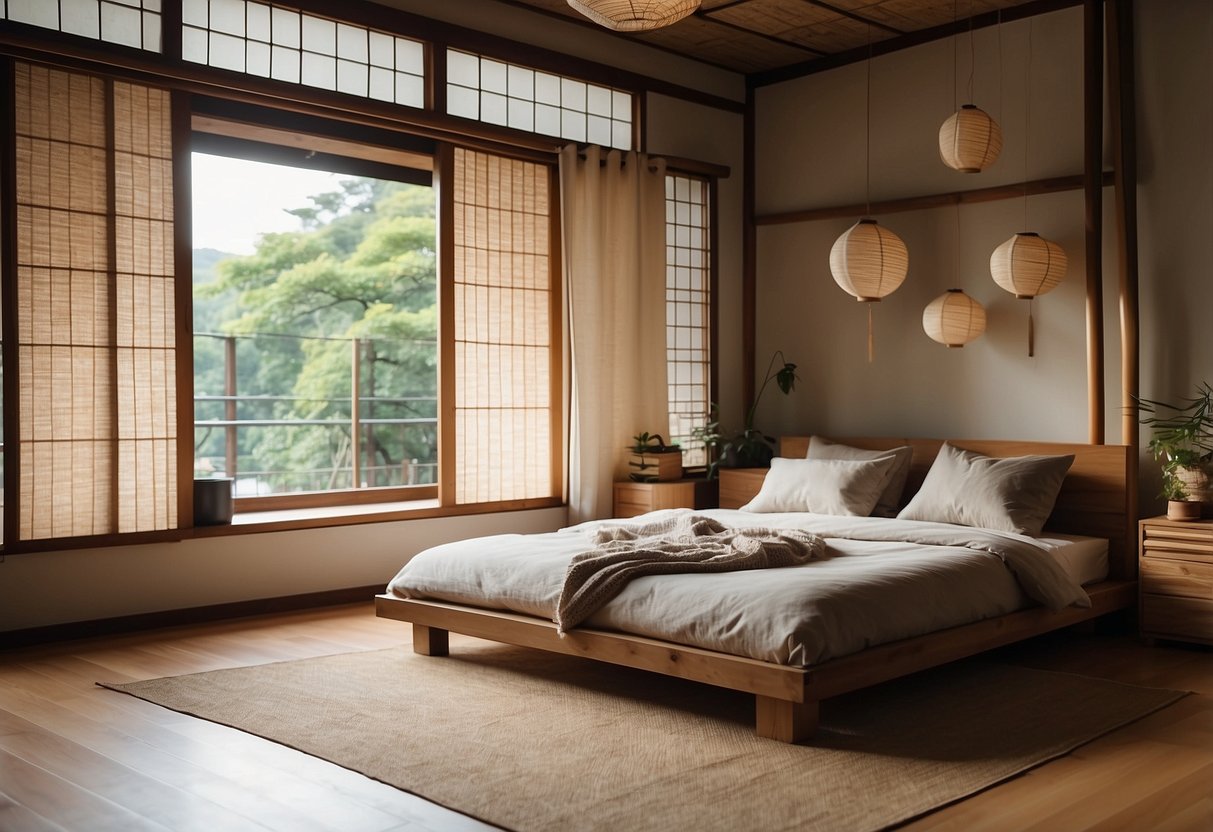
989;232;1067;298
923;289;986;348
828;219;908;302
567;0;700;31
13;62;177;540
452;148;555;504
939;105;1003;173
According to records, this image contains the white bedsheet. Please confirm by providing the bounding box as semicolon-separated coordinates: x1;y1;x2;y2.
387;509;1102;667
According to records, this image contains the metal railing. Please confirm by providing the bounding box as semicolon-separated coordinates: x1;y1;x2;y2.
194;332;437;496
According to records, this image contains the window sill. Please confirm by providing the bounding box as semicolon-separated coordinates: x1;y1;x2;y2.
186;495;563;538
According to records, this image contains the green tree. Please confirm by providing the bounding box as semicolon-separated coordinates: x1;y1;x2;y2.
196;177;437;491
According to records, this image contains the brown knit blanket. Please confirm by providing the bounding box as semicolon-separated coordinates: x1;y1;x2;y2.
555;514;824;633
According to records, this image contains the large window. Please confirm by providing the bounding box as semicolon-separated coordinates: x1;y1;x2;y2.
664;174;712;468
191;148;437;505
1;0;162;52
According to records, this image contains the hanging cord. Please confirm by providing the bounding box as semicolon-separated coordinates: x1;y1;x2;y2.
997;10;1003;127
1028;296;1036;357
867;304;875;364
865;24;872;216
966;0;975;103
1024;16;1033;230
952;0;959;111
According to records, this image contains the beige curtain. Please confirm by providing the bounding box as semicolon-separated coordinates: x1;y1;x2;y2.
560;145;669;523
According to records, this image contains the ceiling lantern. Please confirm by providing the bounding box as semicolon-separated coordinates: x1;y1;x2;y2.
829;219;908;302
923;289;986;348
989;232;1067;298
939;105;1003;173
566;0;701;31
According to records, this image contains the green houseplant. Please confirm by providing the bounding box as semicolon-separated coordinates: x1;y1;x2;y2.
1139;383;1213;520
695;352;798;477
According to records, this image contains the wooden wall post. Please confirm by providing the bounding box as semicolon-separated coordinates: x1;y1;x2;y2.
1083;0;1105;445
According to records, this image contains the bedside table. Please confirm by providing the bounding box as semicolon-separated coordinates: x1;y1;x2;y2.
612;479;718;518
718;468;768;509
1138;515;1213;645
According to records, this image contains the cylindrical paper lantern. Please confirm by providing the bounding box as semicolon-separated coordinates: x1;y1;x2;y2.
989;232;1067;298
923;289;986;348
829;219;909;302
567;0;700;31
938;105;1003;173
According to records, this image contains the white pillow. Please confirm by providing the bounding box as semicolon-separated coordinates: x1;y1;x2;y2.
741;456;896;516
806;436;913;517
896;442;1074;536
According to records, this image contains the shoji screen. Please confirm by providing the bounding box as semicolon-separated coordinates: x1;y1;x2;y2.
12;62;177;540
450;147;556;504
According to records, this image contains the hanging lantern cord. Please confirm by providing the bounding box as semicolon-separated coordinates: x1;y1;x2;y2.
868;304;875;363
865;25;872;216
1028;296;1035;358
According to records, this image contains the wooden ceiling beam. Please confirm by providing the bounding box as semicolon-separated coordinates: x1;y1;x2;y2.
801;0;905;36
695;11;828;57
748;0;1083;87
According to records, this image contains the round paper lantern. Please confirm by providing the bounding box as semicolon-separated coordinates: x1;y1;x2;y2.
829;219;909;302
989;232;1067;298
567;0;700;31
923;289;986;348
938;105;1003;173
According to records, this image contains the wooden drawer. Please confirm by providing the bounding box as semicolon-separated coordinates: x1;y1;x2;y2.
612;480;717;518
1140;522;1213;565
1140;558;1213;601
1141;593;1213;644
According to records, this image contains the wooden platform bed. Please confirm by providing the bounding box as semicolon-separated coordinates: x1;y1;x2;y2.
376;437;1138;744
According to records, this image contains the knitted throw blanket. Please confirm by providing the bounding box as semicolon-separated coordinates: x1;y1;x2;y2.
555;514;824;634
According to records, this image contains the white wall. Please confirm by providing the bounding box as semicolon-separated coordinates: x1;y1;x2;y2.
750;7;1125;447
1;3;747;633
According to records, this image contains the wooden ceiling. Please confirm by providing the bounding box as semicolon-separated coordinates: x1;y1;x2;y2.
492;0;1066;79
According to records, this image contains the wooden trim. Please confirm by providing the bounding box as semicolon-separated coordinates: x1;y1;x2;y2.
1;584;386;650
748;0;1084;88
161;0;182;64
548;163;566;502
756;173;1114;226
436;144;457;507
0;58;17;550
233;485;439;513
2;527;188;556
709;176;721;422
172;88;195;530
0;1;744;114
1108;0;1139;454
742;88;756;413
105;77;120;532
1084;0;1105;445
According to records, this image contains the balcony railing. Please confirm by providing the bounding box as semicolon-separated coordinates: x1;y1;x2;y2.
194;332;437;497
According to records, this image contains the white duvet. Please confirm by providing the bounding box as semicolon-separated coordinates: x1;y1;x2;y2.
387;509;1093;667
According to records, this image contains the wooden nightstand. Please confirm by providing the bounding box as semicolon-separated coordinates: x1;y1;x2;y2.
612;479;718;518
718;468;768;509
1139;515;1213;646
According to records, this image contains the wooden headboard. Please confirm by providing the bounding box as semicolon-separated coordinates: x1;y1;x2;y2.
720;437;1135;581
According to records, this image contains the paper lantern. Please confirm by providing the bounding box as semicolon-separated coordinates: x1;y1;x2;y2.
829;219;908;302
938;105;1003;173
567;0;700;31
989;232;1067;298
923;289;986;348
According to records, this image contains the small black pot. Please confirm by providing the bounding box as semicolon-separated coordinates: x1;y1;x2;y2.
194;478;234;525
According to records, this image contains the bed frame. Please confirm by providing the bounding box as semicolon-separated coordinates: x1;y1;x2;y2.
375;437;1138;743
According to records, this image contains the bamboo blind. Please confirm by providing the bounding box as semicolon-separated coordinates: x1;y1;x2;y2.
451;148;553;504
13;62;176;540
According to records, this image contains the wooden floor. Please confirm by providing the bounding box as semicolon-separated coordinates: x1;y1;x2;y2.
0;605;1209;832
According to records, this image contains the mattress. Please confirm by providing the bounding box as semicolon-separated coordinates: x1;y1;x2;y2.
388;509;1103;668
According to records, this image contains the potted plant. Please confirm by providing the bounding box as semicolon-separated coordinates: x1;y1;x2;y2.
628;432;683;482
1139;383;1213;520
694;351;798;477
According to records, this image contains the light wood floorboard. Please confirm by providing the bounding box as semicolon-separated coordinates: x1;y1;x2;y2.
1;603;1210;831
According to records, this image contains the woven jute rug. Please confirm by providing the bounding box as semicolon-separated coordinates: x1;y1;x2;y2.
101;642;1186;832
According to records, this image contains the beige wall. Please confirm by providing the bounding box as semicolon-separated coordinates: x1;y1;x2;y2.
1;4;746;633
749;7;1126;447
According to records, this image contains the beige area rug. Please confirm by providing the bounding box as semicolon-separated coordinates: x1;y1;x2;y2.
102;643;1186;832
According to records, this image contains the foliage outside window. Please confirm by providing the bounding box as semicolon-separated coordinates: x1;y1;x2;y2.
193;155;437;501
